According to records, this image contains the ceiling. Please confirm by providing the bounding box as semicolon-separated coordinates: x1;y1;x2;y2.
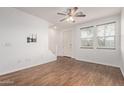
16;7;121;29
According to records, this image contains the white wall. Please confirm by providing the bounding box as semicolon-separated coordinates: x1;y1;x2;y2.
0;8;56;75
49;29;59;55
72;15;121;67
54;15;121;67
121;8;124;76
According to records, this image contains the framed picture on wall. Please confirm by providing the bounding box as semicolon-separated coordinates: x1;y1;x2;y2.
27;34;37;43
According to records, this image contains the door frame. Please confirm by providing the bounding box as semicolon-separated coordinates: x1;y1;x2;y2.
62;30;73;58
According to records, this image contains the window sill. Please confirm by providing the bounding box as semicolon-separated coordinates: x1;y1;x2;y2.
96;48;116;50
80;47;93;49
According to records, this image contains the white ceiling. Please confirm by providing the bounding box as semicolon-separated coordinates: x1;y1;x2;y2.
16;7;121;29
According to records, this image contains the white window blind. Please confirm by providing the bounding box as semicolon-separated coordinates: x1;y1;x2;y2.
80;22;116;49
80;26;94;48
96;22;116;49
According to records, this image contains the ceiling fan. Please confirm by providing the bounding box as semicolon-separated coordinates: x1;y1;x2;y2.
57;7;86;23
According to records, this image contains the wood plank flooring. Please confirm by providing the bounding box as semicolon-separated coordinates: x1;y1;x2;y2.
0;57;124;86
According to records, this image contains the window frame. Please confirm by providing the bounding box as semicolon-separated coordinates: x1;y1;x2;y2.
80;26;94;49
96;22;116;49
80;21;116;50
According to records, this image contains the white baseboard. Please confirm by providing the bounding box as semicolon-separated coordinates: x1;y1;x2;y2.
75;57;124;78
120;66;124;77
0;57;57;76
75;58;120;68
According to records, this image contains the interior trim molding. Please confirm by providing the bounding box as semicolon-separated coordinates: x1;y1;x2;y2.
0;58;57;76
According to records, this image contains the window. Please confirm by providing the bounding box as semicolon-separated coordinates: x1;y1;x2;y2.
96;22;116;49
80;26;94;48
80;22;116;49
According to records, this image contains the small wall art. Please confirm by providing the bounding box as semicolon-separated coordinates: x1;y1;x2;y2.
27;34;37;43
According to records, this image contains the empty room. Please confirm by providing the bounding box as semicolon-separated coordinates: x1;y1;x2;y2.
0;7;124;86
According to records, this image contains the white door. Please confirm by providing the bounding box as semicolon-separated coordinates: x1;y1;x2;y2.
63;30;72;57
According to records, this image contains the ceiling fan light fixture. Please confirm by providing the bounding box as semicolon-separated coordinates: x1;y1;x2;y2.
69;17;74;21
66;18;70;22
57;7;86;23
66;16;74;22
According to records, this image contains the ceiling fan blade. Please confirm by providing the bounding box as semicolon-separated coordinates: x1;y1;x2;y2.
71;7;78;15
74;12;86;17
73;7;78;12
60;17;68;22
75;14;86;17
67;8;72;15
57;12;66;16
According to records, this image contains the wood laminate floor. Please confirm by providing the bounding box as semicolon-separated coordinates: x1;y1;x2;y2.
0;57;124;86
